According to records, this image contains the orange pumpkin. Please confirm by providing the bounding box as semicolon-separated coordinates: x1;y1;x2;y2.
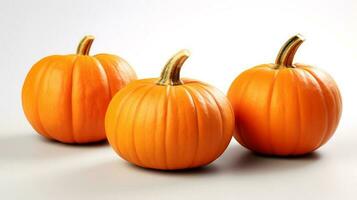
105;50;234;170
228;34;342;156
22;35;137;144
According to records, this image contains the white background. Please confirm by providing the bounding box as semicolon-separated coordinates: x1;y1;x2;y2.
0;0;356;199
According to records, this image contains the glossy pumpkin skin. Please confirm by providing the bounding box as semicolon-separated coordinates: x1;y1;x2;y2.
105;50;234;170
228;35;342;156
22;36;137;144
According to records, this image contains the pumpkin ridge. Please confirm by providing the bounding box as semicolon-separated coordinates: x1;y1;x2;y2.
326;77;342;142
70;56;83;143
23;57;52;138
162;86;171;169
302;68;332;149
165;86;180;168
115;84;150;162
143;87;161;167
115;55;137;83
147;87;162;168
236;69;262;150
29;58;53;138
180;85;200;168
178;86;197;168
69;56;80;143
307;69;329;150
36;57;61;140
196;84;225;159
150;86;169;169
300;69;328;152
281;71;288;154
95;55;127;95
92;56;113;98
290;69;303;155
325;84;342;144
131;84;157;167
294;69;317;152
121;85;148;165
308;67;342;132
102;54;136;83
266;69;279;155
112;84;148;160
291;69;310;153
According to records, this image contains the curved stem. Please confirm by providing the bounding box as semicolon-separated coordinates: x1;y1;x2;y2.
76;35;95;55
157;49;190;86
275;34;305;67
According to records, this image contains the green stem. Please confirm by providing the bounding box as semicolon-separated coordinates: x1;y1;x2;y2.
76;35;95;55
275;34;305;67
157;49;190;86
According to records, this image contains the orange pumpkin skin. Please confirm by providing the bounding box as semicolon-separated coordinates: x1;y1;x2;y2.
227;35;342;156
105;50;234;170
22;36;137;144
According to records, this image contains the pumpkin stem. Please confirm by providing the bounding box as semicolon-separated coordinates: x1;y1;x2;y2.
76;35;95;55
275;34;305;67
157;49;190;86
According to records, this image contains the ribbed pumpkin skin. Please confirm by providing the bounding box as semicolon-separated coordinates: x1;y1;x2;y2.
228;64;342;155
105;78;234;170
22;54;137;143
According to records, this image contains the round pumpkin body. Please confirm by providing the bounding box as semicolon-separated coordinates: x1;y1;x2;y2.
228;35;342;156
22;36;137;143
105;50;234;170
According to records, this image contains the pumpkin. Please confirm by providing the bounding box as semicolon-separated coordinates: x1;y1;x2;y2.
105;50;234;170
22;35;137;144
227;34;342;156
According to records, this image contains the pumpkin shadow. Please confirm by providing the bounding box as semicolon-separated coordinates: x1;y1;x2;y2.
48;158;219;198
0;133;108;162
35;145;322;198
222;145;322;175
125;162;219;175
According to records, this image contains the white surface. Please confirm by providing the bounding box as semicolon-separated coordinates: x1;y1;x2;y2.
1;0;356;199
